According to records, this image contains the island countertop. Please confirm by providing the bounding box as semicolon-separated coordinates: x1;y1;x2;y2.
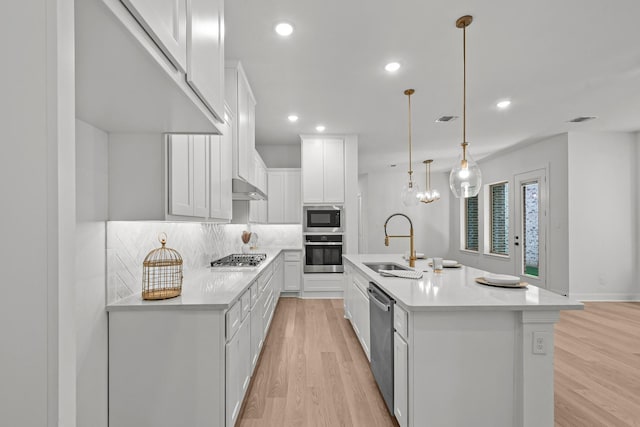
106;249;290;312
343;253;583;312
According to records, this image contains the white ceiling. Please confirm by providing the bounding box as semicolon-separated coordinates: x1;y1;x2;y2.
225;0;640;173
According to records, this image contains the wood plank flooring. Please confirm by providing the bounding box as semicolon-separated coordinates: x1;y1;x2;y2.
239;299;640;426
238;298;398;427
554;302;640;427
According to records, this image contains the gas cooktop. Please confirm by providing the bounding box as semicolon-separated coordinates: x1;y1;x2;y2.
210;253;267;268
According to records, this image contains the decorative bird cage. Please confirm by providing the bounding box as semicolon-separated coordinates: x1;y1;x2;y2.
142;233;183;300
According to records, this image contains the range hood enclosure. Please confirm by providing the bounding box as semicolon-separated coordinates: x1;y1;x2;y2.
232;178;267;200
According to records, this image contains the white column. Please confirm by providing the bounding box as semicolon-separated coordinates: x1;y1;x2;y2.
516;310;560;427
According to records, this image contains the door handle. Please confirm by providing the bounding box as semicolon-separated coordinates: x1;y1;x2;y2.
368;288;390;311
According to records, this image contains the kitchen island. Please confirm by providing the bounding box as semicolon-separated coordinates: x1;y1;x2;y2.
106;249;291;427
343;254;583;427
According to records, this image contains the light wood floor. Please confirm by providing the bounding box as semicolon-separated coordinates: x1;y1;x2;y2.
238;298;398;427
554;302;640;427
239;299;640;427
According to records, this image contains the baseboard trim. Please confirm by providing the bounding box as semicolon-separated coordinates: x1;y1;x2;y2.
570;293;640;302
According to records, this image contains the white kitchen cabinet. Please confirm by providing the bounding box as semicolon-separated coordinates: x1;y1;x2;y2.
301;137;345;203
348;272;370;359
226;61;256;185
267;169;301;224
250;287;263;372
343;266;353;320
186;0;224;120
304;273;344;293
168;134;210;218
209;107;233;220
192;135;210;217
226;312;250;427
121;0;188;72
284;251;302;291
394;331;408;427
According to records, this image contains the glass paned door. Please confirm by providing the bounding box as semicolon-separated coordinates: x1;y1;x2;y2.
514;169;547;288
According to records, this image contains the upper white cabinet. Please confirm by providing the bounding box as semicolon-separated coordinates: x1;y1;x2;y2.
267;169;301;224
186;0;225;120
209;106;233;220
301;137;345;203
121;0;188;72
75;0;224;133
168;134;210;217
226;61;257;185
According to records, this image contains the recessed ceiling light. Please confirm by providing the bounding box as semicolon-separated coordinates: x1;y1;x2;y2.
288;115;298;122
496;100;511;109
385;62;401;72
316;125;325;132
275;22;294;36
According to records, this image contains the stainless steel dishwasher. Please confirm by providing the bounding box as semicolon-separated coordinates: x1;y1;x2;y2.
368;282;395;414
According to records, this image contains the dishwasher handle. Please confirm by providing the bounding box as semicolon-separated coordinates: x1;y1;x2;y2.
368;287;391;311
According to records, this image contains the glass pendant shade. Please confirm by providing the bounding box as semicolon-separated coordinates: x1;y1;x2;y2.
419;159;440;204
449;149;481;198
401;181;421;206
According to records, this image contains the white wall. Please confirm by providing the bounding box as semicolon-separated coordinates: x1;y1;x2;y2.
568;132;639;300
75;120;109;427
344;135;359;255
256;144;301;168
637;132;640;293
361;169;450;257
448;134;570;295
1;1;76;425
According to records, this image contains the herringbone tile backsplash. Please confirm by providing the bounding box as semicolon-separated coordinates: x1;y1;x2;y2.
107;222;302;304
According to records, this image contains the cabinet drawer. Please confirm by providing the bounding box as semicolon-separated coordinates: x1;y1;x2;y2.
284;251;301;262
226;299;242;340
241;289;251;320
394;304;408;341
353;273;368;295
250;282;258;308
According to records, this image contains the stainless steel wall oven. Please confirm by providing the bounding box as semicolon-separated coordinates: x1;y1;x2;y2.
303;234;344;273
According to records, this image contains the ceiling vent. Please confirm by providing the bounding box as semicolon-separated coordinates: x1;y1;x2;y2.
435;115;458;123
567;116;597;123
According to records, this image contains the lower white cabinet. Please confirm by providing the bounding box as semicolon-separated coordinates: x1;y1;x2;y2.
394;331;408;427
346;269;370;360
303;273;344;292
250;289;263;372
283;251;302;291
226;312;250;427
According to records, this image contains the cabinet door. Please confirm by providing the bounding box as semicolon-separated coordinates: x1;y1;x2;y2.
284;171;301;223
209;119;232;220
238;315;251;399
250;300;263;371
302;139;324;203
284;261;301;291
323;138;345;203
226;332;240;427
267;171;285;223
394;332;408;427
121;0;187;72
236;72;251;181
192;135;210;217
186;0;224;120
168;135;193;216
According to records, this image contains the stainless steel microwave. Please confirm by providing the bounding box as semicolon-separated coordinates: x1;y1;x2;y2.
303;205;343;233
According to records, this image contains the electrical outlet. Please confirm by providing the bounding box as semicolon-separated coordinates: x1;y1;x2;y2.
532;332;547;355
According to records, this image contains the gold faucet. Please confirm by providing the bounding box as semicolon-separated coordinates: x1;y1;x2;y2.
384;213;416;268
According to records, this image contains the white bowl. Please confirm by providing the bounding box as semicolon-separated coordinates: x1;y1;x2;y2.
484;273;521;285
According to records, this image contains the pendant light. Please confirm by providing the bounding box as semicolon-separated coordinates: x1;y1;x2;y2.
449;15;482;198
420;159;440;204
401;89;420;206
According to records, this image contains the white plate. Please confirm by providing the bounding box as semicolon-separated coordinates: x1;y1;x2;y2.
484;273;521;285
443;259;458;267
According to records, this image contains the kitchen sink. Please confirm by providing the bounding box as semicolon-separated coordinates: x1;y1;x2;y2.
364;262;412;274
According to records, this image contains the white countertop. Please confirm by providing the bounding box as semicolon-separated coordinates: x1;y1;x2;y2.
343;254;583;312
107;249;286;312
